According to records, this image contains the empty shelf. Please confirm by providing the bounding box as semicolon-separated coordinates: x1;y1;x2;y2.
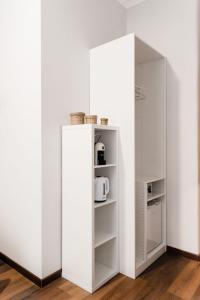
147;192;165;202
136;176;165;183
94;164;116;169
95;262;116;288
95;233;116;248
147;243;165;260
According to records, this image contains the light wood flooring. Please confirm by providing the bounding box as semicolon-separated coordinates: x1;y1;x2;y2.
1;253;200;299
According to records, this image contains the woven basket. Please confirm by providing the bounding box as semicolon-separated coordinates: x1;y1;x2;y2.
100;118;108;125
70;112;85;125
84;115;97;124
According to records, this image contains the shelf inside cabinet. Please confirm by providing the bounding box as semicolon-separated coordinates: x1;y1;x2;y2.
94;164;116;169
95;262;116;288
95;233;116;248
95;204;116;247
136;176;165;184
147;192;165;202
94;239;117;289
94;199;116;209
147;243;165;260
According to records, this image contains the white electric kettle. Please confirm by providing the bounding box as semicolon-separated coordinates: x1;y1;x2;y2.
95;177;110;202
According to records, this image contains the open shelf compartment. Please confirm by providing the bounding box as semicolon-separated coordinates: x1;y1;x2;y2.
94;239;118;289
136;177;166;273
94;129;117;166
147;178;165;202
93;126;118;291
95;167;117;201
95;203;116;248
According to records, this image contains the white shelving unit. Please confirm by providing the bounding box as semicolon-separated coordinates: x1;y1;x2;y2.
90;33;166;278
62;124;118;293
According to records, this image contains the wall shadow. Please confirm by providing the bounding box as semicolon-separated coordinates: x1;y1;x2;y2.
166;62;181;247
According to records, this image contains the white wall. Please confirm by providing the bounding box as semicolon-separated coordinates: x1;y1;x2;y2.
0;0;126;279
41;0;126;277
127;0;200;254
0;0;42;277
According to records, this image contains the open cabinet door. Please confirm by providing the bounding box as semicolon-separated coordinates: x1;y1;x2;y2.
90;34;136;278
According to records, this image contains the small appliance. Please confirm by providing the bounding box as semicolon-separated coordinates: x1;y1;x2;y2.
147;183;153;196
95;177;110;202
95;142;106;165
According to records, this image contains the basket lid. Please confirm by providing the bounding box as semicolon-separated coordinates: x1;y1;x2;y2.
85;115;97;118
70;112;85;116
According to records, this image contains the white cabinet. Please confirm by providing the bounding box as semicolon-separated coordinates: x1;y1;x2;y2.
62;124;118;293
90;33;166;278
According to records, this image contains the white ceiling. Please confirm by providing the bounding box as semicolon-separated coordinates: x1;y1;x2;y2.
117;0;147;8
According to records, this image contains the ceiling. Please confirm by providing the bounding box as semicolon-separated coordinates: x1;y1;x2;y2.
117;0;147;8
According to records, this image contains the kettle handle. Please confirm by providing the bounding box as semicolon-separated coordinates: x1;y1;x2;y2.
105;178;109;195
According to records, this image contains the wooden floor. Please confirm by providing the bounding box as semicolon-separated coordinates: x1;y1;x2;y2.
1;253;200;299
